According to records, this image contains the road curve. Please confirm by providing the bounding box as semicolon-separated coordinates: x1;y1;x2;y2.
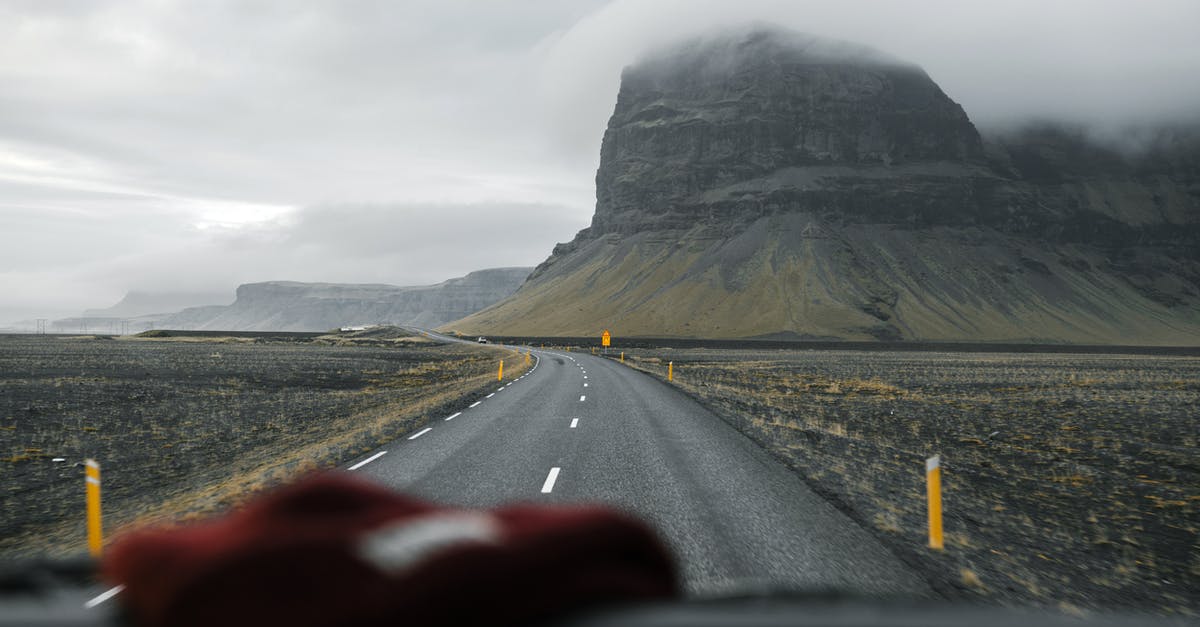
351;333;927;598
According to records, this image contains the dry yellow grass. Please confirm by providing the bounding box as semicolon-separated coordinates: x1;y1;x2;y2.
616;347;1200;614
1;338;530;558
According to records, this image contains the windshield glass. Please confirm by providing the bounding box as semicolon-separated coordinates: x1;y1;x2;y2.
1;1;1198;622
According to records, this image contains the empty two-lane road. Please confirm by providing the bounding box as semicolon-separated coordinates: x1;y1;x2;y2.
352;341;926;597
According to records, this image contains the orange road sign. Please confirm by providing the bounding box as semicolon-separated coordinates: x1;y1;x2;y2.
601;330;611;347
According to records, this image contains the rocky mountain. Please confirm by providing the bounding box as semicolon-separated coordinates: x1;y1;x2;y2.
450;26;1200;344
83;291;233;318
160;267;532;332
36;291;232;334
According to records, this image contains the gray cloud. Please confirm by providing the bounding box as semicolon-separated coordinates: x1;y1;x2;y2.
2;201;583;319
535;0;1200;158
2;0;1198;321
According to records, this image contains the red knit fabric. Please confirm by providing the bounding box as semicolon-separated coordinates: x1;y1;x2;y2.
103;473;678;627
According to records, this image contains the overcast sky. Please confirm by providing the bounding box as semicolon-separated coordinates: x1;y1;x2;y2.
3;0;1199;321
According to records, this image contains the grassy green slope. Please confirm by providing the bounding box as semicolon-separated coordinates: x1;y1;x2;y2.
450;216;1200;344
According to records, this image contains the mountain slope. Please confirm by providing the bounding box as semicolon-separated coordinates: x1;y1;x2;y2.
457;219;1199;343
450;26;1200;343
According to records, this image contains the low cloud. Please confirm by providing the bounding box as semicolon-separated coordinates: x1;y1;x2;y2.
536;0;1200;155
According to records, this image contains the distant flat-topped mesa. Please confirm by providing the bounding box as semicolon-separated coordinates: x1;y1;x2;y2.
450;25;1200;343
591;25;987;236
161;267;532;332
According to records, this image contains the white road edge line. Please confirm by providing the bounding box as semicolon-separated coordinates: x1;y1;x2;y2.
84;585;124;609
579;395;586;402
408;427;433;440
348;450;387;470
541;467;561;493
444;412;462;421
469;401;482;408
486;393;495;398
570;418;579;429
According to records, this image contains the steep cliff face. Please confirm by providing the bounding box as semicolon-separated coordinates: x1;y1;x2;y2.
162;267;532;332
988;125;1200;237
587;27;986;238
451;26;1200;343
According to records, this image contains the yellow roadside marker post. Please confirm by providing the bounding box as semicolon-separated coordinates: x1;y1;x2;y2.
927;456;944;550
498;360;504;381
668;361;673;382
85;459;102;557
620;351;624;364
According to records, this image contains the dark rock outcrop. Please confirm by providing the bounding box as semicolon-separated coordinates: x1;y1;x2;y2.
454;25;1200;343
588;26;987;238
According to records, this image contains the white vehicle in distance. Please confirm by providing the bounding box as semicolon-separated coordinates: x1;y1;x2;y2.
477;337;489;344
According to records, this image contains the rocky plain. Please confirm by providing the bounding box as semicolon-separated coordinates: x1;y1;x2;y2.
613;346;1200;615
0;329;528;559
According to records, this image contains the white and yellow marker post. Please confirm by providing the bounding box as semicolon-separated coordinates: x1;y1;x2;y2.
498;360;504;381
668;361;673;382
85;459;102;557
927;455;944;550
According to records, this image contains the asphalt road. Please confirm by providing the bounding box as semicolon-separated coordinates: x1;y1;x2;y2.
352;334;927;599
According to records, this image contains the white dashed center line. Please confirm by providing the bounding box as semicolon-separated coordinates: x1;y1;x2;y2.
541;467;561;493
486;393;495;398
583;383;588;387
579;395;586;402
348;451;387;470
469;401;482;408
84;585;124;609
408;427;433;440
444;412;462;421
570;418;579;429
